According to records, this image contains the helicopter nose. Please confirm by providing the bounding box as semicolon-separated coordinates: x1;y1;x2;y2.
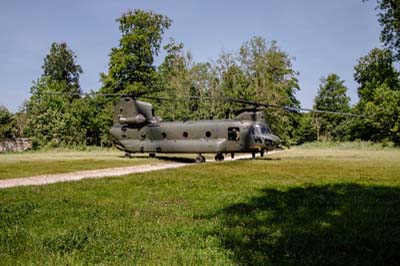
271;135;281;146
264;134;281;149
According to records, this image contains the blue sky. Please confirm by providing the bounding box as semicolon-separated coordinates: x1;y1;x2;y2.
0;0;381;112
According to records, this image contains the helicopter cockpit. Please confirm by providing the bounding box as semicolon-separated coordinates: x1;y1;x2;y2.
251;123;281;149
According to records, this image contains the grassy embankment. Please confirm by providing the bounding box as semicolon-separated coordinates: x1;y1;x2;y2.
1;143;399;265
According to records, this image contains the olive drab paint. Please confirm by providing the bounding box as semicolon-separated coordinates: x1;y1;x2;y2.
110;97;281;162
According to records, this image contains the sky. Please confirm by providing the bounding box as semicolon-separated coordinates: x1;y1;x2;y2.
0;0;382;112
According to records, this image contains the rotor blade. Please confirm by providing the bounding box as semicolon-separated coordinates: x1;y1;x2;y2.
189;96;366;118
36;91;366;118
36;90;168;98
285;106;365;117
35;91;122;97
140;95;185;102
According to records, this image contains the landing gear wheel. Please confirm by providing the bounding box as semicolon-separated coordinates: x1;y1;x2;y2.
215;153;224;161
195;154;206;163
149;153;156;158
252;152;256;159
231;152;235;159
260;149;265;157
124;152;132;158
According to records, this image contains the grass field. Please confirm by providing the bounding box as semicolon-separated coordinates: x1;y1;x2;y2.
0;149;161;180
1;145;399;265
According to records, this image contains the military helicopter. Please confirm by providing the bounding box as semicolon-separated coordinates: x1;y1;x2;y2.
110;95;281;163
108;92;362;163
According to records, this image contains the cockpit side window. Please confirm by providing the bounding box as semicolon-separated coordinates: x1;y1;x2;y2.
253;124;271;135
228;127;240;141
261;125;271;134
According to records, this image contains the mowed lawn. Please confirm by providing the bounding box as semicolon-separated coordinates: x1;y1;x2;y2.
1;145;399;265
0;149;160;180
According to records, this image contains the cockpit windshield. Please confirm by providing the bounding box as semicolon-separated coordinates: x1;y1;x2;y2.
252;124;271;136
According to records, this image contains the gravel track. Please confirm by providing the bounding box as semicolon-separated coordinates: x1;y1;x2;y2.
0;151;283;189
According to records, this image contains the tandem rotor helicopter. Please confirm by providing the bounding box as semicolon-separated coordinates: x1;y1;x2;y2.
110;94;280;163
104;90;361;163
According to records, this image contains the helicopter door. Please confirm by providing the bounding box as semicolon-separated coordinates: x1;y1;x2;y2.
227;127;241;152
228;127;240;141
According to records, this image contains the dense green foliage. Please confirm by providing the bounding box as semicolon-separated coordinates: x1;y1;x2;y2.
313;74;351;141
42;42;83;95
350;48;400;144
100;9;171;93
354;48;399;104
156;37;300;145
25;41;92;148
1;147;399;265
0;106;28;139
365;84;400;143
0;106;13;139
373;0;400;61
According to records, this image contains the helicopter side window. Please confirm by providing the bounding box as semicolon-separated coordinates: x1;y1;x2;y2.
253;125;270;135
228;127;240;141
260;125;270;134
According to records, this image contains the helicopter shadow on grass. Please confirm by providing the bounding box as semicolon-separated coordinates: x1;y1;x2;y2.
119;153;196;163
236;157;283;161
206;184;400;266
155;156;195;163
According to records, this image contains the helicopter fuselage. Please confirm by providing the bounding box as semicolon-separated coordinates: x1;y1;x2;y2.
109;97;280;161
110;119;280;155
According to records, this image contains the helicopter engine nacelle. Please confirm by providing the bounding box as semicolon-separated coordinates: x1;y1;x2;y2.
234;109;266;123
114;97;160;125
118;114;146;125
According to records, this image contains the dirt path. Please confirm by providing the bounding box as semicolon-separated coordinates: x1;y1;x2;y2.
0;152;283;189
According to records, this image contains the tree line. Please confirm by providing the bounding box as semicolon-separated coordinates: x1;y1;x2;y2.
1;1;399;148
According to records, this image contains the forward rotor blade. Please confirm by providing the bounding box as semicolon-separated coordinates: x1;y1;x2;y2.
205;96;366;118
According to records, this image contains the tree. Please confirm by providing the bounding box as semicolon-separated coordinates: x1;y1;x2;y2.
101;9;172;93
313;74;351;140
26;42;89;147
157;40;222;121
365;84;400;144
94;10;172;145
238;37;300;145
216;51;253;118
352;48;399;142
0;106;13;138
27;80;71;146
354;48;399;104
42;42;83;95
157;36;301;145
372;0;400;61
292;113;317;144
